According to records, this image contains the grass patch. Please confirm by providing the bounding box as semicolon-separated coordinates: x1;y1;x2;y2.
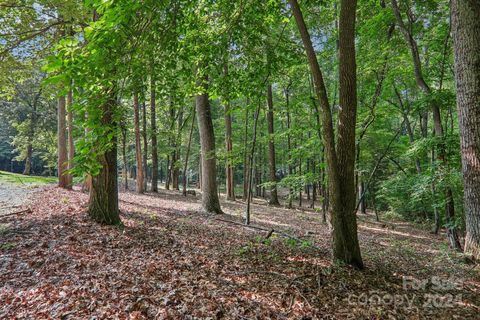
0;170;56;186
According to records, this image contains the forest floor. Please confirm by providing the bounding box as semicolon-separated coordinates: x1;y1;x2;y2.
0;184;479;319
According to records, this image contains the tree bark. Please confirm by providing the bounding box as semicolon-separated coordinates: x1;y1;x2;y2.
243;105;249;201
151;77;158;192
289;0;363;268
23;144;32;176
452;0;480;260
266;84;280;205
172;109;183;190
183;103;196;196
224;68;235;201
88;97;121;225
142;100;148;191
23;89;39;176
195;70;222;214
286;86;294;209
121;122;128;191
57;92;69;188
67;88;74;188
245;102;262;225
133;93;144;193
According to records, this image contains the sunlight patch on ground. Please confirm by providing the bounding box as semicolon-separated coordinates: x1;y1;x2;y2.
0;171;55;185
359;225;432;241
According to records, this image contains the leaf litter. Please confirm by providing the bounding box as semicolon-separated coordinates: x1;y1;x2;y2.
0;186;479;319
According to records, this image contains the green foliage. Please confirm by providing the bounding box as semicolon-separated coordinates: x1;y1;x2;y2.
1;0;467;237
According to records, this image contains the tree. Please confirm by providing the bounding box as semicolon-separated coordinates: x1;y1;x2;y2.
134;92;144;194
391;0;462;250
88;96;121;225
289;0;363;268
150;76;159;192
266;83;280;205
223;64;236;201
57;92;69;188
451;0;480;260
66;88;74;187
195;70;223;214
142;99;148;191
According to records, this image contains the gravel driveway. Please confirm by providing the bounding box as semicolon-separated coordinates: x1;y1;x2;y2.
0;183;32;215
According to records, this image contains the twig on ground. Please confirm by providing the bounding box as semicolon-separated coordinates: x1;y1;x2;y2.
213;217;323;251
0;208;31;219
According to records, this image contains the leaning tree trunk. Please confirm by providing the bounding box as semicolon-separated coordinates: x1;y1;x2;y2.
289;0;363;268
266;83;280;205
150;77;159;192
195;70;222;214
88;97;121;225
133;93;144;193
57;92;69;188
452;0;480;260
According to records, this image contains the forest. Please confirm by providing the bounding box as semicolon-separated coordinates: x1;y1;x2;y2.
0;0;479;318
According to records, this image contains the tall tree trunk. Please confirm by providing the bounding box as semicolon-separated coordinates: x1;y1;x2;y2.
289;0;363;268
23;144;32;176
245;102;262;225
198;152;202;190
172;109;183;190
224;101;235;200
134;93;144;193
452;0;480;260
195;70;222;214
121;122;128;191
165;154;171;190
223;63;235;200
166;104;176;190
298;157;302;207
142;100;148;191
88;97;121;225
57;92;69;188
151;77;158;192
183;103;196;196
266;84;280;205
311;160;317;209
285;85;294;209
243;105;249;201
358;179;366;214
67;88;74;187
335;0;363;266
23;89;38;176
159;160;163;184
